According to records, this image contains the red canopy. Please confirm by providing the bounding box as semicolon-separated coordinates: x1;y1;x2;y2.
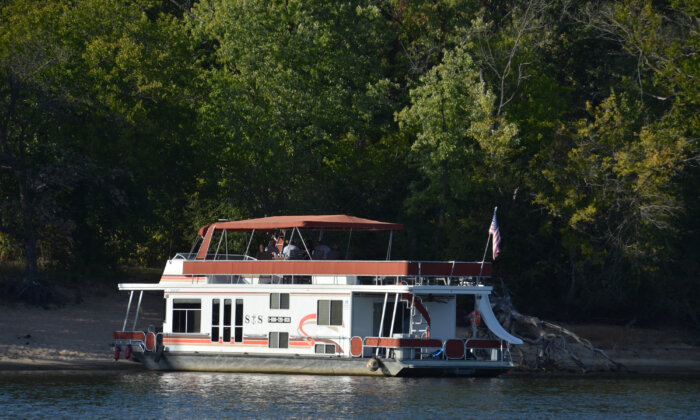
197;215;403;237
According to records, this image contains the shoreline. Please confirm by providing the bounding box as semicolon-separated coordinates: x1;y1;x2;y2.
2;292;698;377
2;360;699;378
0;359;143;372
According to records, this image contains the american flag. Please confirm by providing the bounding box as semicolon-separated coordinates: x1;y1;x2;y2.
489;212;501;259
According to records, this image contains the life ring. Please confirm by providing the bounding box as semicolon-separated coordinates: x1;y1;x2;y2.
469;311;481;327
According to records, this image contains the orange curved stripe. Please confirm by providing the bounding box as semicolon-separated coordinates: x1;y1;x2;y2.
298;313;317;346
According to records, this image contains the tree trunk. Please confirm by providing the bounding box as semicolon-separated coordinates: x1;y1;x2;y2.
14;169;49;305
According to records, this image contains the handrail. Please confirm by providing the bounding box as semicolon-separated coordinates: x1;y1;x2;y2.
359;336;508;363
174;253;258;261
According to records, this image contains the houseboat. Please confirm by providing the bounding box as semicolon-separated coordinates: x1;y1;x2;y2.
113;215;522;376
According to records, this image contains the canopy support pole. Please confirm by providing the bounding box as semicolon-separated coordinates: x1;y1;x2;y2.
288;228;296;248
214;229;225;258
345;229;352;260
386;230;393;261
244;229;255;259
297;227;310;257
122;291;134;332
132;290;144;331
188;236;201;257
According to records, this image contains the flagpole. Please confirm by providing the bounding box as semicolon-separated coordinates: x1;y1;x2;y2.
478;207;497;281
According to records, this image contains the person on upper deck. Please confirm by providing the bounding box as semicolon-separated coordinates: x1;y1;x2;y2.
255;243;272;260
327;243;341;260
313;240;330;259
265;240;279;258
305;240;315;259
283;240;300;259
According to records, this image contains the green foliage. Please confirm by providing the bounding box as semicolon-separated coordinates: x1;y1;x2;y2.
0;0;697;322
397;46;518;257
189;0;401;217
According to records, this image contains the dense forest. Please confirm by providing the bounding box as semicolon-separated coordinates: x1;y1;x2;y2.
1;0;697;326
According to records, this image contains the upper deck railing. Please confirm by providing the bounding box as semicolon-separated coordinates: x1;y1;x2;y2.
173;253;256;261
167;252;491;285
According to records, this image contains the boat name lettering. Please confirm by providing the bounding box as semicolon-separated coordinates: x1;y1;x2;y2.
244;315;264;324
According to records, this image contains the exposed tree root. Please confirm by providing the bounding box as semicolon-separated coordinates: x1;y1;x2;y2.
490;279;626;373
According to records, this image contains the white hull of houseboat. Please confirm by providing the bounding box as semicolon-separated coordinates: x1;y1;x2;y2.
130;351;513;377
112;215;523;378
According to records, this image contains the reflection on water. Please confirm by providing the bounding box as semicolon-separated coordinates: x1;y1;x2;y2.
1;371;698;419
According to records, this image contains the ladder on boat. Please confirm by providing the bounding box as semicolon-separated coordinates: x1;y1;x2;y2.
406;294;430;338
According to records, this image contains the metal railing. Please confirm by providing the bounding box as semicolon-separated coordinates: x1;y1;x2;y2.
355;336;511;363
174;253;257;261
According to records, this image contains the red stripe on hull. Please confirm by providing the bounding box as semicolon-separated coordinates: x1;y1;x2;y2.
364;337;442;348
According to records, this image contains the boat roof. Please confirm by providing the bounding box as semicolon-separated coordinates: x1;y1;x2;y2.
197;214;403;236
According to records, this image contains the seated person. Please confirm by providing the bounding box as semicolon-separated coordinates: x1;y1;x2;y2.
255;243;272;260
283;240;300;259
327;244;341;260
312;240;331;259
265;240;279;258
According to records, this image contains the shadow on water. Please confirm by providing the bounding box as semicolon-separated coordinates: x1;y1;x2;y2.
1;371;699;419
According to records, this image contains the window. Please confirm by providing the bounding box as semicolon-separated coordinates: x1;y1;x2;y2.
270;293;290;310
234;299;243;343
269;332;289;348
223;299;232;342
317;300;343;326
212;299;232;342
315;344;336;354
211;299;220;342
172;299;201;333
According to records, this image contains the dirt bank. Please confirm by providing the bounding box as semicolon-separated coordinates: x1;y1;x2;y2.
0;289;163;371
563;323;700;376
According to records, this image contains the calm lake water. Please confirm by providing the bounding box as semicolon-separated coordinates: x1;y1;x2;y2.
1;371;698;419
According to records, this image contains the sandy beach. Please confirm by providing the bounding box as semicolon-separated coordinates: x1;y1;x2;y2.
563;323;700;376
0;289;163;371
1;289;698;375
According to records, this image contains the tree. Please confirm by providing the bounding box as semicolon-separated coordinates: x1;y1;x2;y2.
188;0;400;218
397;46;518;258
0;1;84;302
0;0;200;302
528;0;699;318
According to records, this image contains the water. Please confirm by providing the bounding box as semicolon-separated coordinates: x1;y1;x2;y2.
0;372;698;419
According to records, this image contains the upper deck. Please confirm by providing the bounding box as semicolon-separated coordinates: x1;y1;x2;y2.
159;214;492;289
160;253;490;289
